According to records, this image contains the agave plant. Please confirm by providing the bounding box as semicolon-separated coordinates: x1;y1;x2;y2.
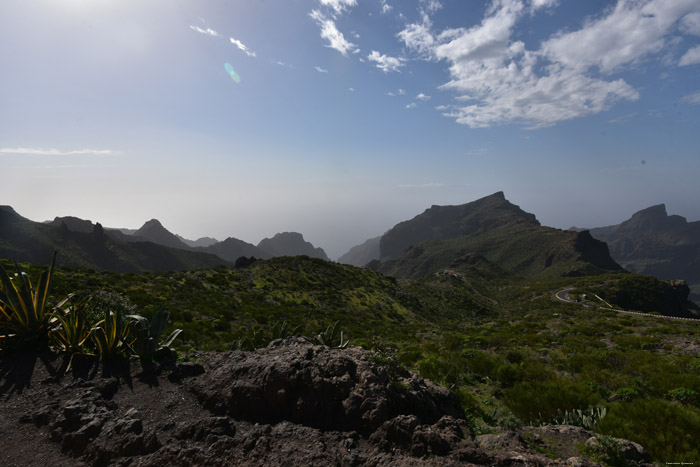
49;294;94;369
306;321;350;348
128;308;182;369
91;305;134;362
0;253;56;350
270;320;301;341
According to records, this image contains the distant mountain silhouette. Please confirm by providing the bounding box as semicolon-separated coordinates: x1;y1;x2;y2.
200;237;270;262
257;232;328;260
134;219;192;250
338;236;381;267
176;235;219;248
585;204;700;300
0;206;229;272
46;216;95;233
370;192;622;279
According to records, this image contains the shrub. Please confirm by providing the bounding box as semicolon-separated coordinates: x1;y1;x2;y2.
597;399;700;462
504;379;600;423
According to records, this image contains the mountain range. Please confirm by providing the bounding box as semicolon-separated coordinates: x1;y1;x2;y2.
4;192;699;301
1;207;329;272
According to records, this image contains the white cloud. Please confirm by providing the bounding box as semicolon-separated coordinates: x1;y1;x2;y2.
400;0;700;128
320;0;357;15
680;12;700;35
398;89;406;95
315;66;329;73
529;0;558;12
405;103;417;109
348;87;355;92
189;25;221;38
368;50;404;73
416;93;431;101
386;91;396;96
679;44;700;66
230;37;256;57
682;91;700;104
542;0;699;74
310;10;358;56
0;147;118;156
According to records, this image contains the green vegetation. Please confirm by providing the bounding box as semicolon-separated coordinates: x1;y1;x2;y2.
1;255;698;463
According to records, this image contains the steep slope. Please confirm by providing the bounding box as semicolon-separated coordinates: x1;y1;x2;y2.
587;204;700;300
379;191;538;260
338;236;381;267
257;232;328;260
371;193;622;280
0;206;228;272
134;219;192;250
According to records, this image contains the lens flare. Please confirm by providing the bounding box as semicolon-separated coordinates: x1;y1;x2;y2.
224;63;240;83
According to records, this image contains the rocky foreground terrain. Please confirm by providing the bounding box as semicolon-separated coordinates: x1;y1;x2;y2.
1;338;652;466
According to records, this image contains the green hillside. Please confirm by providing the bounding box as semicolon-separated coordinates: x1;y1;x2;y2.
2;255;699;462
375;224;622;280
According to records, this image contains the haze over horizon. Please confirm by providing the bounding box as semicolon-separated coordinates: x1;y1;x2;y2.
2;0;699;260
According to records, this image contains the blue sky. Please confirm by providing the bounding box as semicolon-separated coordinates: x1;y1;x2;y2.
1;0;699;259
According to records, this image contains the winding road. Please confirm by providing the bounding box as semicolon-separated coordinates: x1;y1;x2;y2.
554;288;700;322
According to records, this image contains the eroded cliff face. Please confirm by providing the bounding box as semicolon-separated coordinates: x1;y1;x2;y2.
1;339;653;467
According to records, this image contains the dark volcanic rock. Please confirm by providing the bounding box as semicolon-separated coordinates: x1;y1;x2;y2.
1;343;655;467
189;337;464;434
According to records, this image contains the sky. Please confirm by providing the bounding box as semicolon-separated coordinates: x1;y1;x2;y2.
1;0;699;259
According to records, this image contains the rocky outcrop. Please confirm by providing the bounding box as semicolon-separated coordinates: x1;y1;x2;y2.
189;338;463;434
2;341;653;466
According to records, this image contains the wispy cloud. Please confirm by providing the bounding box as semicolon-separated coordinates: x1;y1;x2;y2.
230;37;256;57
397;182;444;188
368;50;404;73
405;103;417;109
608;112;638;124
189;25;221;38
315;66;329;73
416;93;431;101
310;9;358;56
682;91;700;105
348;87;355;92
380;0;393;14
0;147;119;156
